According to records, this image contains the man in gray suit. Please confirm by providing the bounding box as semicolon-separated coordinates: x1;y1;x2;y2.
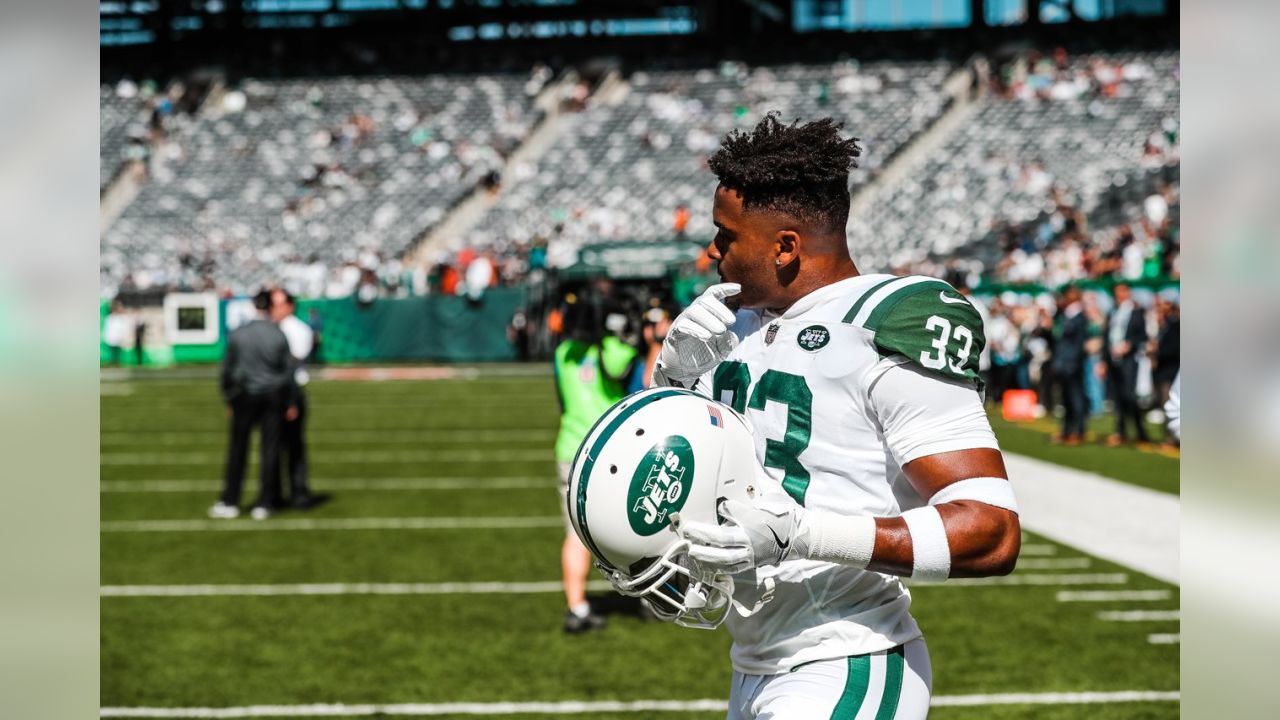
210;289;299;520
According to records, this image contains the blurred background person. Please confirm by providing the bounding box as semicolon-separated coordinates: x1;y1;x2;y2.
103;300;132;367
271;289;324;510
1052;285;1088;445
551;291;638;634
634;303;675;391
1153;297;1181;444
212;289;298;521
1105;282;1152;445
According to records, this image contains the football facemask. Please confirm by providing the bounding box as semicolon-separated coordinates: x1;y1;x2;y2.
567;387;761;630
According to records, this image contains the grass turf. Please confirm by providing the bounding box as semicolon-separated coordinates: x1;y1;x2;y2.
101;372;1178;718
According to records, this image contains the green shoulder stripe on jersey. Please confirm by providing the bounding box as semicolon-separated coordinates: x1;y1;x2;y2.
831;654;872;719
863;278;953;332
840;277;899;324
575;389;685;571
870;280;986;388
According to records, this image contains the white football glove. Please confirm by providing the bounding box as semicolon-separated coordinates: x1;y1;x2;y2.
674;493;809;574
652;283;741;385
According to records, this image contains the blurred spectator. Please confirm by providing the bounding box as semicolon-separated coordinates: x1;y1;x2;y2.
635;303;676;391
551;293;638;634
1104;283;1152;445
271;289;324;510
1153;297;1181;442
1051;286;1088;445
673;205;690;238
103;301;132;366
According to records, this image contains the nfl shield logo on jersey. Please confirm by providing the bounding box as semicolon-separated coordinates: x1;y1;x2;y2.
797;325;831;352
765;323;780;345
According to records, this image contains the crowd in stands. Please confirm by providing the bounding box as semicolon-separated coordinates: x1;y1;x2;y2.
102;65;553;299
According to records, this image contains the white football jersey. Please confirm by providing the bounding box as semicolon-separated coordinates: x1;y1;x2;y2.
690;273;992;675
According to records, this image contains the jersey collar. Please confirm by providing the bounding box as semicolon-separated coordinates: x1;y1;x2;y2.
762;274;887;322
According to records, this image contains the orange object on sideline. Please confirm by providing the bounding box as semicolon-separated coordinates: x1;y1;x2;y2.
1002;389;1038;422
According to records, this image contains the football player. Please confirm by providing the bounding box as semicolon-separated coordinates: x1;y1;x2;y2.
652;114;1021;719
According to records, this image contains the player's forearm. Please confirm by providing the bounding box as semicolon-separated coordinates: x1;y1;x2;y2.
861;505;1020;578
797;483;1021;581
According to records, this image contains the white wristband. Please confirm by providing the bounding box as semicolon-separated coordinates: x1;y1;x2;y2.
797;512;876;569
929;477;1018;514
901;506;951;582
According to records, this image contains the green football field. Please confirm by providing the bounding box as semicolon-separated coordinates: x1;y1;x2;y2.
100;369;1179;718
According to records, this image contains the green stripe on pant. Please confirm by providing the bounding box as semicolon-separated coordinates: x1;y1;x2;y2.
830;645;906;719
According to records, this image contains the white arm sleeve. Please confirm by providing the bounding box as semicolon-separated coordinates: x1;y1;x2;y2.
1164;372;1180;440
868;358;999;467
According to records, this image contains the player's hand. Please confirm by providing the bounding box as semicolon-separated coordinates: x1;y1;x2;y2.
654;283;741;384
285;405;299;421
674;492;808;574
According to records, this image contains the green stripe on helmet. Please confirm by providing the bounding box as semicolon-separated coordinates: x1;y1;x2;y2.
575;388;688;571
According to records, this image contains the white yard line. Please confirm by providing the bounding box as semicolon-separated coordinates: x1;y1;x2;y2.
101;581;614;598
1147;633;1181;644
99;691;1179;717
1098;610;1180;622
104;573;1130;598
1057;590;1172;602
911;573;1127;587
1011;558;1091;570
100;516;563;533
1004;453;1179;585
1017;544;1057;556
100;449;551;465
101;478;550;493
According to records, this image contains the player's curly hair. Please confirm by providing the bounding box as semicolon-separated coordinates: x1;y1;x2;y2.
708;112;862;233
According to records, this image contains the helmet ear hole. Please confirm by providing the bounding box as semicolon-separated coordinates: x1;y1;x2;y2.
609;465;618;474
635;428;645;436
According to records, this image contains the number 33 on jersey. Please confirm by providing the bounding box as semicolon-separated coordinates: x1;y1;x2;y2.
703;274;986;512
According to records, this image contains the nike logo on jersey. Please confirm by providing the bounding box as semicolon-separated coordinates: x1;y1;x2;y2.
939;291;968;305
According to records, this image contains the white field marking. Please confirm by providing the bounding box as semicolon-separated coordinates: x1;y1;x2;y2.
100;449;550;465
101;580;614;598
1097;610;1181;622
99;384;135;396
100;516;563;533
1056;590;1172;602
101;477;549;493
1147;633;1181;644
1017;544;1057;556
100;430;555;445
1012;558;1091;570
98;691;1181;717
103;573;1131;598
910;573;1127;588
1005;453;1178;585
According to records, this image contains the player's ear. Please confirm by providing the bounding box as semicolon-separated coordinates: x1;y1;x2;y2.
774;230;800;269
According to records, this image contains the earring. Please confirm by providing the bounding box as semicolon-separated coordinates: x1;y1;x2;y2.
775;258;783;267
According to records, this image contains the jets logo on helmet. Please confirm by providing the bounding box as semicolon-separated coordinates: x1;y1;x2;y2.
567;387;761;629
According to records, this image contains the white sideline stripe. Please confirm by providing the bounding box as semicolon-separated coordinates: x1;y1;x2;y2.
101;516;563;533
1012;558;1090;570
101;478;549;493
1017;544;1057;556
1005;453;1179;585
103;573;1130;598
1098;610;1180;622
101;581;614;597
1147;633;1181;644
1056;590;1172;602
101;449;550;465
99;691;1180;717
911;573;1127;588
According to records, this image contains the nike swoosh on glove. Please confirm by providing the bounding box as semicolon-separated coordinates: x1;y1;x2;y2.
673;493;809;574
653;283;740;384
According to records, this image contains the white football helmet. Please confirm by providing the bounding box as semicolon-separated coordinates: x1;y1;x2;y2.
567;387;760;629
